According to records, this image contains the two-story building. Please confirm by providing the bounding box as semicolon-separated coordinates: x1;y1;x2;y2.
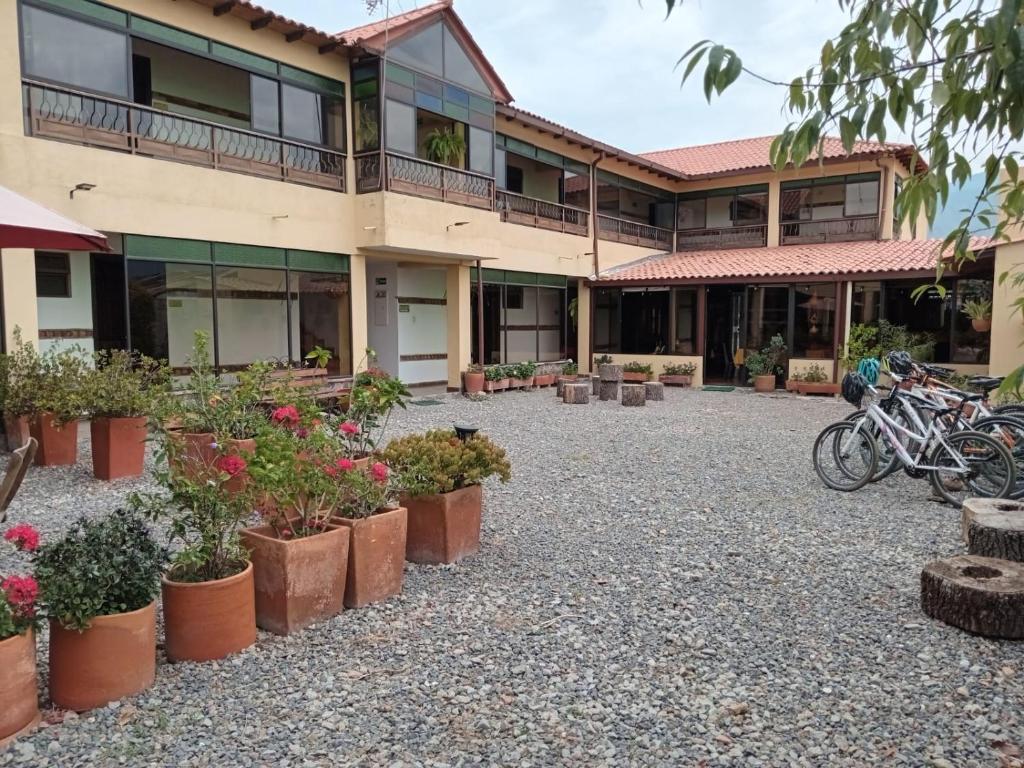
0;0;1018;389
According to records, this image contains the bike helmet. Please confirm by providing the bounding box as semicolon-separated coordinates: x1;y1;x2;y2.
841;372;868;407
886;350;913;376
857;357;881;386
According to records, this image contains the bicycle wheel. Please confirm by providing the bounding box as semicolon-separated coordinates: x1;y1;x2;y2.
813;421;878;491
993;404;1024;418
970;416;1024;499
847;409;905;482
928;431;1017;507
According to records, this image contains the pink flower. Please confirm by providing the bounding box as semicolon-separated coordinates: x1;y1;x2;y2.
2;575;38;618
215;455;248;477
336;458;356;472
339;421;360;436
296;427;310;439
271;405;300;426
370;462;389;484
4;524;40;553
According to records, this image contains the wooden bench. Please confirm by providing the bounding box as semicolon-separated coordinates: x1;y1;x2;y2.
265;367;352;410
0;438;37;525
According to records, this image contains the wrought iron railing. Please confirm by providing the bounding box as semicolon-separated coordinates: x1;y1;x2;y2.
23;80;345;192
496;191;589;236
675;224;767;251
597;214;674;250
355;152;382;193
779;215;878;245
384;153;493;209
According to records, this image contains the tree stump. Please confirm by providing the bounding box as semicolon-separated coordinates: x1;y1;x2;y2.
563;383;590;405
598;364;623;382
920;555;1024;639
964;499;1024;562
591;375;601;396
555;377;574;399
621;384;646;407
644;381;665;401
599;381;619;402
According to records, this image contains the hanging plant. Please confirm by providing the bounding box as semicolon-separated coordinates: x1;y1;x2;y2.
424;127;466;167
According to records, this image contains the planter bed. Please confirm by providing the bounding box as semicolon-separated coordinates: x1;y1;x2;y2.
796;381;841;396
659;374;692;387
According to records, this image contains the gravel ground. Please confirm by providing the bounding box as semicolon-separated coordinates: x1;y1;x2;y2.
1;387;1023;767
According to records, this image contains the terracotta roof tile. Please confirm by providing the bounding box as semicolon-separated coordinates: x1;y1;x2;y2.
597;238;993;283
337;0;451;44
640;136;916;178
192;0;337;44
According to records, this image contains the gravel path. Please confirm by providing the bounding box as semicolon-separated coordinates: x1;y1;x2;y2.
2;388;1022;767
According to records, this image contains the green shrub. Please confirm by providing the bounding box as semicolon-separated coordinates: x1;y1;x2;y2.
623;361;654;377
663;362;697;376
802;364;829;383
84;349;171;419
381;430;511;497
484;365;507;382
593;354;613;367
512;361;537;379
562;361;578;376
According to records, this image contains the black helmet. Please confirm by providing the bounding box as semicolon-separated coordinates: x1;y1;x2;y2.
887;350;913;375
842;372;868;407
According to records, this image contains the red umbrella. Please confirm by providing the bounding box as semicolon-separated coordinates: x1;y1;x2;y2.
0;185;108;251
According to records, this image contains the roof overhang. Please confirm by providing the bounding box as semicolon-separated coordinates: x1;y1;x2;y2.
190;0;343;52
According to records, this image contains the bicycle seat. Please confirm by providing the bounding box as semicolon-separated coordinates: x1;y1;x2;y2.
967;376;1003;393
922;364;956;378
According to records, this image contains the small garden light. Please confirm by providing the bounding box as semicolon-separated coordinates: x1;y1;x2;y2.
453;424;479;442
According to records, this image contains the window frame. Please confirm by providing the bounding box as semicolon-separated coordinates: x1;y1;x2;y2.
35;251;72;298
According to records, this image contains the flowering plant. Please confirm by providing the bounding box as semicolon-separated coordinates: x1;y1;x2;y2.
336;364;410;457
1;522;40;640
332;460;401;520
381;430;511;497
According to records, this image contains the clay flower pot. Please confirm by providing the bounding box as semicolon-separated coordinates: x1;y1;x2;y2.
0;630;39;747
622;372;648;383
30;411;78;466
403;484;482;565
534;373;554;387
3;413;30;452
508;377;528;389
48;601;157;712
753;374;776;393
170;431;215;481
972;317;992;333
331;507;407;608
161;563;257;662
91;416;148;480
241;525;350;635
659;374;692;387
483;378;509;392
463;371;484;394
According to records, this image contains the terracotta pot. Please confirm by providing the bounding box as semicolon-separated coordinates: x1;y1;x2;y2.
331;507;407;608
463;371;484;394
30;412;78;466
796;381;841;396
48;602;156;712
483;379;508;392
622;371;649;383
90;416;147;480
534;373;554;387
659;374;692;387
509;377;528;389
161;563;257;662
753;374;776;393
403;484;482;565
0;630;39;747
170;431;215;481
3;413;30;452
972;317;992;333
223;437;256;495
241;525;350;635
785;379;800;392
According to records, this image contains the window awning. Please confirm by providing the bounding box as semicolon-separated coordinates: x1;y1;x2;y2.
0;185;108;252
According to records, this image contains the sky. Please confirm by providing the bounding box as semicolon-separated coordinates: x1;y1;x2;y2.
268;0;857;154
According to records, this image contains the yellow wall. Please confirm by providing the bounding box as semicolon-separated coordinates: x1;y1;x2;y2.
789;358;837;383
991;241;1024;376
1;249;38;350
598;353;704;388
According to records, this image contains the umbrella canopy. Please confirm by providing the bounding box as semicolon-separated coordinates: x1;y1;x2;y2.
0;185;108;252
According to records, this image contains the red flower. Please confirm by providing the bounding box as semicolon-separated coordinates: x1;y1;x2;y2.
271;405;300;426
3;523;40;553
339;421;360;436
336;458;356;472
215;455;248;477
370;462;389;484
280;529;293;539
2;575;38;617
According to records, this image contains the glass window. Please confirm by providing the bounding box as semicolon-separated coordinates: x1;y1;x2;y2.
127;261;214;371
593;288;621;353
851;281;881;326
678;198;706;230
705;196;732;228
282;85;344;149
735;191;768;223
390;22;443;76
442;24;489;94
385;99;416;154
563;169;589;210
810;183;845;219
673;288;698;355
251;75;279;135
845;179;880;216
214;267;289;370
468;126;493;175
745;285;788;351
780;187;810;221
883;279;952;362
354;97;379;152
22;5;129;97
291;271;352;376
952;278;992;364
35;252;71;298
537;287;565;362
620;288;671;354
793;284;836;358
494;147;507;190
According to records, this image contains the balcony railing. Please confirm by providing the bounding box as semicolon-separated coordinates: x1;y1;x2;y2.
597;214;674;251
23;80;345;192
356;151;494;210
676;224;768;251
779;215;878;245
496;191;589;236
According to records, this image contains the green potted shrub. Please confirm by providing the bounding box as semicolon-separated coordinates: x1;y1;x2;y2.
84;350;170;481
209;361;274;493
34;509;165;711
424;126;466;167
164;332;221;479
961;297;993;332
793;363;839;396
510;361;537;389
463;363;485;395
622;361;654;383
660;361;697;387
0;521;41;744
382;430;511;565
747;334;787;392
483;364;509;393
30;344;87;466
0;330;40;451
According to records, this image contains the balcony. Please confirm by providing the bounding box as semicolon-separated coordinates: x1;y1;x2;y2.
496;191;589;236
355;152;494;210
676;224;767;251
597;215;674;251
779;215;878;245
23;80;345;192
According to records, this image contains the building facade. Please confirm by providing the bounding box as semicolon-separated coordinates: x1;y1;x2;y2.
0;0;1020;388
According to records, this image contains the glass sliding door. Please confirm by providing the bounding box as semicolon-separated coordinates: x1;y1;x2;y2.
745;285;788;351
214;266;290;370
290;271;352;375
127;260;214;371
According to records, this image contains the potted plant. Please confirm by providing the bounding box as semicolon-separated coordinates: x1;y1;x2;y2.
334;366;410;463
132;455;257;662
533;364;556;388
209;361;274;494
165;332;221;479
510;361;536;389
593;354;613;368
961;297;993;333
242;427;351;634
0;522;41;745
0;330;40;451
330;461;406;608
483;364;509;392
304;345;333;369
424;126;466;167
660;361;697;387
382;430;511;564
785;370;804;392
463;363;484;395
29;344;87;466
561;360;579;381
622;361;654;383
795;364;840;396
83;350;169;481
33;509;165;711
747;334;787;392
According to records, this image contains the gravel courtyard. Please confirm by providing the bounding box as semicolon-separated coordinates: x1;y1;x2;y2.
2;387;1023;767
